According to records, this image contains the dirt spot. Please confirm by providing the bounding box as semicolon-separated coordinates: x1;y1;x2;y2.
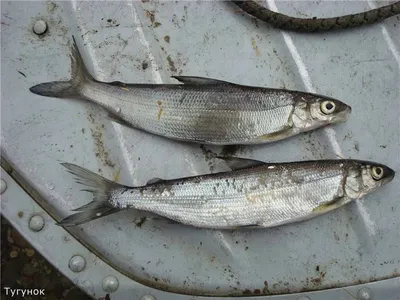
164;35;170;43
135;217;147;228
47;2;57;13
167;55;177;73
90;129;115;168
333;231;340;241
145;10;161;28
17;211;23;218
220;145;243;157
354;142;359;152
310;277;321;285
105;18;120;28
86;113;116;170
142;61;149;70
200;145;217;172
243;289;252;295
263;281;270;293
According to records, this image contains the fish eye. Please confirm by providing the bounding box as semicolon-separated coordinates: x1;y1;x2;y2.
371;166;384;180
320;101;336;115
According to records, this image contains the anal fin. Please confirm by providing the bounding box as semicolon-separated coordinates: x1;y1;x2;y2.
216;156;266;171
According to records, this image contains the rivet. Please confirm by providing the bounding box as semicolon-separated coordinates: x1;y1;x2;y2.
102;276;119;293
297;297;310;300
29;215;44;232
80;280;94;295
69;255;86;272
0;179;6;194
33;19;47;35
357;287;373;300
141;295;156;300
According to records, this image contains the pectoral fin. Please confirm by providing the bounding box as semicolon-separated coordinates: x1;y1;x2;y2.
312;197;346;214
172;76;231;85
257;126;293;142
216;156;266;171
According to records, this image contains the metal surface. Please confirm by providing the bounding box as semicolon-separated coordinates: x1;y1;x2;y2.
1;0;399;298
1;166;400;300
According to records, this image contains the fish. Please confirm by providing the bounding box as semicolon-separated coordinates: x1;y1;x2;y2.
57;156;395;228
232;1;400;32
29;36;351;145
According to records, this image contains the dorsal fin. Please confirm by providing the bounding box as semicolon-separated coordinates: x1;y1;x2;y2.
172;76;232;85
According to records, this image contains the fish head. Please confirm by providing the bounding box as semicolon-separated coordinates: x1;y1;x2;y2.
292;97;351;131
344;160;395;199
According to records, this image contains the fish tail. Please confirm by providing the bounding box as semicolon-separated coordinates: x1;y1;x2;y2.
57;163;124;227
29;35;93;98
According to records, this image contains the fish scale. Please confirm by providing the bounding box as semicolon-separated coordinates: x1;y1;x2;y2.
30;36;351;145
107;163;350;228
55;158;394;228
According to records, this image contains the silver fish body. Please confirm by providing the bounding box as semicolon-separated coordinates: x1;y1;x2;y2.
29;36;351;145
58;158;394;228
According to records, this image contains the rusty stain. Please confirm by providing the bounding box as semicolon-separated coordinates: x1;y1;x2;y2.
251;38;260;56
144;10;155;23
90;129;115;168
144;10;161;28
311;277;321;285
86;112;116;170
113;168;120;182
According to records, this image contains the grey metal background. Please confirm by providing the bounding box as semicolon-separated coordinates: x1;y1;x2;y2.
1;0;399;298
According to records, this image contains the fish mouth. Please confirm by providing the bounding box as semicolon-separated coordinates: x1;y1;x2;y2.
331;104;352;124
384;166;396;183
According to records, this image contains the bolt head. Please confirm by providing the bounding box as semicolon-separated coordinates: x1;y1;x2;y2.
357;287;373;300
69;255;86;272
33;19;47;35
141;295;156;300
0;179;7;194
102;276;119;293
29;215;44;232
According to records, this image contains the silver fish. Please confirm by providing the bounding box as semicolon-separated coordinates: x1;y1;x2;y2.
57;157;394;228
29;36;351;145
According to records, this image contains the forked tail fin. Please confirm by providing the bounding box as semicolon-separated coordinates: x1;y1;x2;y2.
57;163;125;227
29;36;93;99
